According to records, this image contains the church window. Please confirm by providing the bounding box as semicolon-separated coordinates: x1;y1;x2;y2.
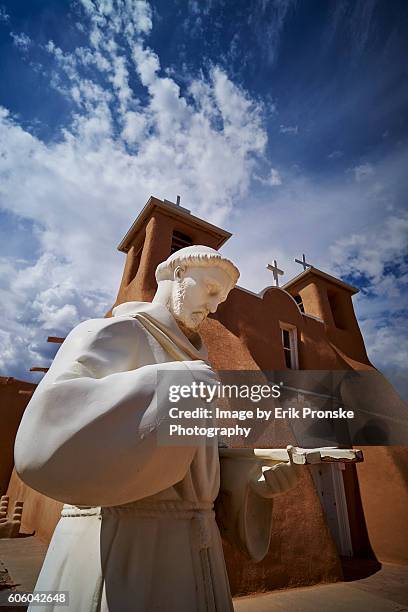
280;323;299;369
294;294;305;313
171;230;193;253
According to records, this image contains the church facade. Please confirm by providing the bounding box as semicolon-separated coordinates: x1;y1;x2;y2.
2;196;408;595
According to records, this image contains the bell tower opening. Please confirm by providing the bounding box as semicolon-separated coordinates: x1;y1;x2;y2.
114;196;232;305
171;230;193;253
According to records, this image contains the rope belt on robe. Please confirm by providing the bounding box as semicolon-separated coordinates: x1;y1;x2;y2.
61;501;214;550
61;501;217;610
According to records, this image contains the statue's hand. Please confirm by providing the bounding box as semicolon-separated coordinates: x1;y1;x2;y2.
250;446;301;499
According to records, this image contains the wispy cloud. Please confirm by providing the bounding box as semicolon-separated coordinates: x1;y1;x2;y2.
328;150;343;160
331;212;408;294
10;32;31;51
279;124;298;135
255;167;282;187
248;0;298;66
326;0;380;57
353;162;374;182
0;5;9;22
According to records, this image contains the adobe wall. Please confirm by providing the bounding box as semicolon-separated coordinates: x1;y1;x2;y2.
286;275;369;364
0;377;35;495
199;293;351;590
223;468;342;596
212;287;408;569
338;370;408;564
210;286;352;370
355;447;408;565
0;376;62;544
7;469;62;543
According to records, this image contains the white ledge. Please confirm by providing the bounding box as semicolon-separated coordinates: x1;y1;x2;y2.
220;447;364;465
301;312;324;323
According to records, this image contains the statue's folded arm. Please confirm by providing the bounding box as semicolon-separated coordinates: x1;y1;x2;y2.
14;317;197;507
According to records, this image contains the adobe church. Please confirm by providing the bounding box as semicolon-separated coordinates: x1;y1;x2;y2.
1;196;407;596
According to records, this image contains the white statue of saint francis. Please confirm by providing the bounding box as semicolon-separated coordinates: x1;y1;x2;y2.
15;245;300;612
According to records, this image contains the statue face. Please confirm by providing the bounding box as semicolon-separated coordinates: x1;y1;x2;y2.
169;265;232;331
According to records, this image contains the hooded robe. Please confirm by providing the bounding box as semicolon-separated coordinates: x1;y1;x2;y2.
15;301;235;612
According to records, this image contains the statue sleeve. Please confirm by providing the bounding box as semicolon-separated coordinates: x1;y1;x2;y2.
216;450;301;562
14;317;199;507
216;454;274;562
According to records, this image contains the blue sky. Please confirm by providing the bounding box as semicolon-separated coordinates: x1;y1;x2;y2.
0;0;407;397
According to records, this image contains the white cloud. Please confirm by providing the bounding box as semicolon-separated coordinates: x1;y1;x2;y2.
121;110;146;144
255;167;282;187
353;162;374;182
328;208;408;381
10;32;31;51
132;44;159;86
328;150;343;160
0;5;9;22
359;315;407;370
358;313;408;401
279;124;298;135
330;213;408;291
224;148;407;295
0;252;108;377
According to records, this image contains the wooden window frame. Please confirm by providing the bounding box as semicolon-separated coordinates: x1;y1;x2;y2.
279;322;299;370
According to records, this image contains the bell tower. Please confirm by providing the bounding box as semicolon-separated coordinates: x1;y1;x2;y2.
283;267;369;363
113;196;232;306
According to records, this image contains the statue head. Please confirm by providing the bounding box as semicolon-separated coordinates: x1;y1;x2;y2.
154;245;239;333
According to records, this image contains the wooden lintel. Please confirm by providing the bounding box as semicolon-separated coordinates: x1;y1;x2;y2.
47;336;65;344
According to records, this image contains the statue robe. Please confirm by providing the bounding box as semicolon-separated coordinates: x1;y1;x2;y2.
15;301;233;612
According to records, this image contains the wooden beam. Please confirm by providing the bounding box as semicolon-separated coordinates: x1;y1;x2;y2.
47;336;65;343
30;367;49;373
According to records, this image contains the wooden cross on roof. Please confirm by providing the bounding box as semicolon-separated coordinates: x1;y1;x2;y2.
294;253;312;271
267;259;284;287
